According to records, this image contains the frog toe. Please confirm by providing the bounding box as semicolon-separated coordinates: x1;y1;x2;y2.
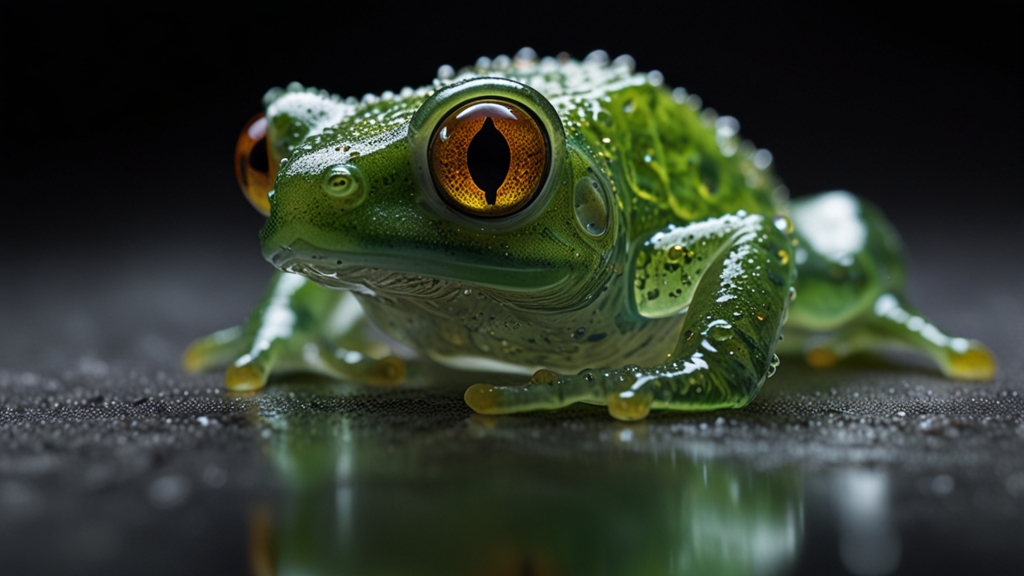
182;326;245;373
605;389;653;421
940;340;996;381
464;375;605;415
225;358;269;392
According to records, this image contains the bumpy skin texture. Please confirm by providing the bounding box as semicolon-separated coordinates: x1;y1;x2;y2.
184;50;995;420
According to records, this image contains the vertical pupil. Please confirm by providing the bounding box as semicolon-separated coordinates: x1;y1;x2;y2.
249;136;269;174
466;117;510;205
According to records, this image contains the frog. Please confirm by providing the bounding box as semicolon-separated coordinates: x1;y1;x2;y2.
183;48;995;421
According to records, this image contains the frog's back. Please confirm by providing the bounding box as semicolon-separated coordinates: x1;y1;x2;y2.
468;50;784;241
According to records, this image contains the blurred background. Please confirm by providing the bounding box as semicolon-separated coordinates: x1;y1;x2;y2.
7;2;1021;252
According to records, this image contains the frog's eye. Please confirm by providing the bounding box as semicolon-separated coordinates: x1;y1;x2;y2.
429;100;549;217
235;113;275;216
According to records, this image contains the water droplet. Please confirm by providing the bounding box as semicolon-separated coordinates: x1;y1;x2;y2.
773;214;794;234
611;54;636;73
732;311;743;319
715;115;740;138
584;49;609;65
531;369;557;385
667;245;684;261
571;327;587;340
514;46;537;63
707;322;733;342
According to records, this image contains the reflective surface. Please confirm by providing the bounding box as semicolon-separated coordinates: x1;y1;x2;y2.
260;394;804;575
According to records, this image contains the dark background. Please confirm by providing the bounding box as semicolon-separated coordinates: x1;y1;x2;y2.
6;2;1021;258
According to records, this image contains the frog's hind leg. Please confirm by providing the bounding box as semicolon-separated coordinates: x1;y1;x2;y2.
783;191;995;380
800;293;994;380
183;272;406;391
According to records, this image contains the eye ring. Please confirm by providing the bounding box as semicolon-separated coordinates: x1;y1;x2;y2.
408;78;566;231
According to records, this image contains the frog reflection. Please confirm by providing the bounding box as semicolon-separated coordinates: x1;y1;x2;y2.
249;396;803;575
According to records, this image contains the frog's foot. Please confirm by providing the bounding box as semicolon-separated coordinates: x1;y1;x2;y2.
313;344;407;387
182;325;275;391
464;359;755;422
934;339;994;381
183;326;247;373
465;368;597;414
222;340;406;392
225;354;271;392
803;293;996;381
464;369;636;419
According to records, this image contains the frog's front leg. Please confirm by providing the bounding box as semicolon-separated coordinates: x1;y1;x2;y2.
465;212;796;420
183;272;405;391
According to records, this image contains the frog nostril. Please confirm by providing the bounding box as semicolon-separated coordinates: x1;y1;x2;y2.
466;117;511;205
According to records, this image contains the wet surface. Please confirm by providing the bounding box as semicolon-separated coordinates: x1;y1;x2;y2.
2;230;1023;575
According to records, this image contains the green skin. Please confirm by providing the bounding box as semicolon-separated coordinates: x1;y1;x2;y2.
185;52;995;421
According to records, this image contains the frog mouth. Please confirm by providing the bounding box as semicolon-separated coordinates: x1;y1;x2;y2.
266;239;570;293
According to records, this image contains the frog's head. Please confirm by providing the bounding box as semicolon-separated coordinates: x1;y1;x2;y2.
237;77;618;305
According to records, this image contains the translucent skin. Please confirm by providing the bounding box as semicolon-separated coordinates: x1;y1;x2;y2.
184;50;995;420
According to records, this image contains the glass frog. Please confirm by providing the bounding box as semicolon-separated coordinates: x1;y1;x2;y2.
184;49;995;421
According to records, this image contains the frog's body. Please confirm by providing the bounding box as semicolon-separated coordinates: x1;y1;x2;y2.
185;50;994;420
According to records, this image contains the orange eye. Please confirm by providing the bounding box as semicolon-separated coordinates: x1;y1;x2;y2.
234;113;275;216
429;100;549;217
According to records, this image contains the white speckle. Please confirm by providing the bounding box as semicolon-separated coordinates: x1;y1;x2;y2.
612;54;636;73
715;115;740;138
197;416;210;427
437;64;455;80
584;49;609;65
790;191;867;263
514;46;537;63
203;466;228;489
1005;472;1024;497
931;474;955;495
148;475;191;509
753;148;773;170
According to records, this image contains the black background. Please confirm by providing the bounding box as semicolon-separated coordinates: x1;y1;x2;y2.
6;2;1021;256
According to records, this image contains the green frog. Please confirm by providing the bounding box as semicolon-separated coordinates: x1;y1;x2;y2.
184;49;995;421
